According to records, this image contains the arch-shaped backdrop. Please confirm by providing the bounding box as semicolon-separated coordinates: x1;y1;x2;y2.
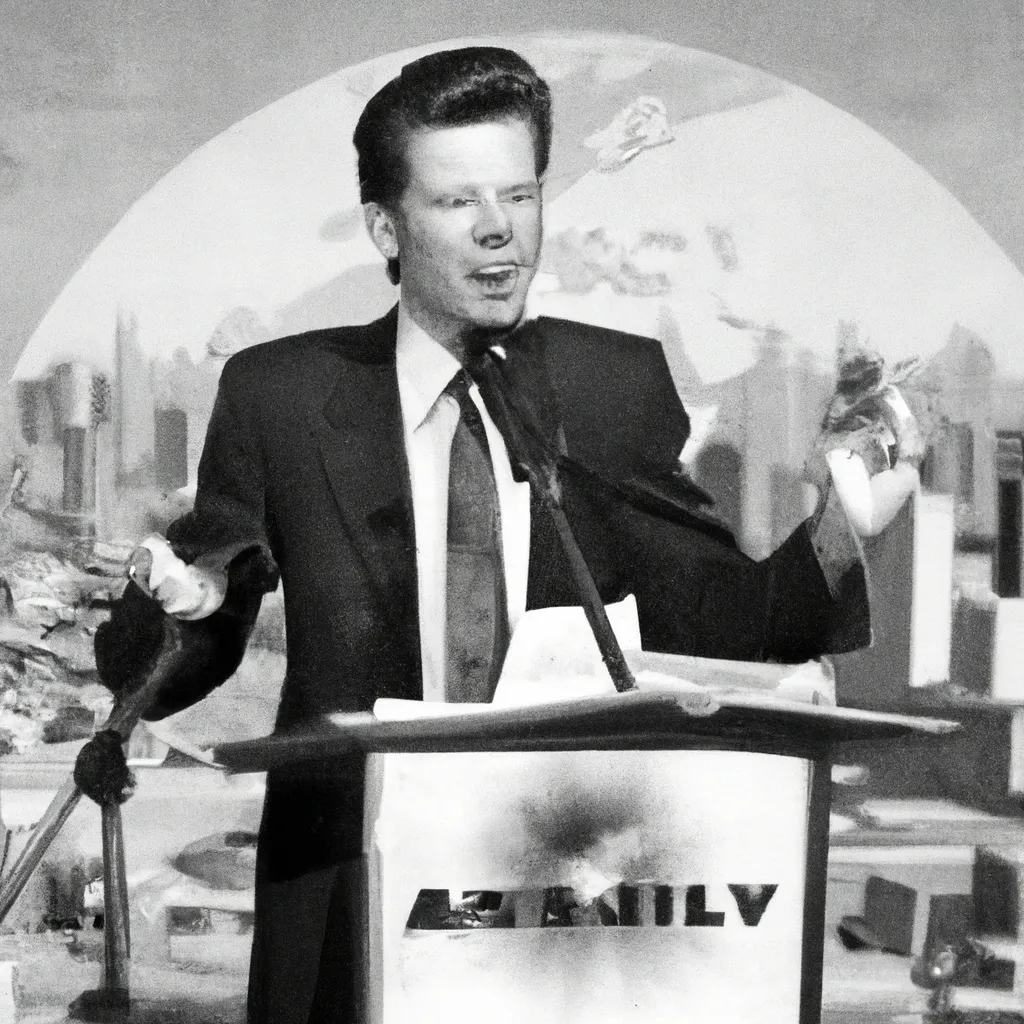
0;24;1021;968
11;31;1024;554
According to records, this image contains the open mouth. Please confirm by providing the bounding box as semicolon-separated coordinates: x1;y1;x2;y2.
469;265;521;296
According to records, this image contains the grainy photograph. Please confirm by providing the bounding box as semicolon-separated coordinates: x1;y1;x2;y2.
0;3;1022;1022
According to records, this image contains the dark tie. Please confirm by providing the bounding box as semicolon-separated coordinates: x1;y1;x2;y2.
444;370;510;703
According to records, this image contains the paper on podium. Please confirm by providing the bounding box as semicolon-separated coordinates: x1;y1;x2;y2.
373;595;833;722
497;595;642;684
213;591;962;774
629;649;838;706
374;597;644;721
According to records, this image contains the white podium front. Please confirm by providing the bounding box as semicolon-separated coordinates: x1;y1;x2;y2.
367;748;809;1024
216;688;957;1024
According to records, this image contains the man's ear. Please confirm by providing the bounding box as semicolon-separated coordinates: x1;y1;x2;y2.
364;203;399;262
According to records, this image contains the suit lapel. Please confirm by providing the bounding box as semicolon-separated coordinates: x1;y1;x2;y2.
304;311;613;631
307;308;418;628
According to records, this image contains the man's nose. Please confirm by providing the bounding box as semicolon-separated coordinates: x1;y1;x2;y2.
472;201;512;248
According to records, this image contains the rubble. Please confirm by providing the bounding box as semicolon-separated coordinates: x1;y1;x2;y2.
0;543;125;754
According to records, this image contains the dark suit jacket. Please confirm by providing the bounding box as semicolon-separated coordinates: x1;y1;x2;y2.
96;307;869;1023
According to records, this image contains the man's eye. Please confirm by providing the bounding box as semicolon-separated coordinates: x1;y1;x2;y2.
510;192;537;203
449;197;474;208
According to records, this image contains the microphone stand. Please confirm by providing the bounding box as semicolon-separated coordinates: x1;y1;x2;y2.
471;351;637;693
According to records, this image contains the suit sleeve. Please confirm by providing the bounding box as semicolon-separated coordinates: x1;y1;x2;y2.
609;482;871;663
537;317;872;662
548;461;870;663
585;460;872;659
95;356;280;719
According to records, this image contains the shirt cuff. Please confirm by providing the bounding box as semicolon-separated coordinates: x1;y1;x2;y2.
172;565;229;620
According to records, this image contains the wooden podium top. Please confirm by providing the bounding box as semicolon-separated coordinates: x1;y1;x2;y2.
213;688;958;774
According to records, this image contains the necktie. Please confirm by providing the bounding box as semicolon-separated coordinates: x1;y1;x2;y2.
444;370;510;703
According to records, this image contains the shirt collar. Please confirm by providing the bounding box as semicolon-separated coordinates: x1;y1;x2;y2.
396;305;463;432
395;299;539;431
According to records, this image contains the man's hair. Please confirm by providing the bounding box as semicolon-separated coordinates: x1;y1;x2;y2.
353;46;553;284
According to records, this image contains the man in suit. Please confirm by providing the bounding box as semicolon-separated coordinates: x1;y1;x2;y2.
80;46;904;1024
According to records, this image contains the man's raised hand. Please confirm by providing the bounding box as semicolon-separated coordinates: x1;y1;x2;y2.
128;535;228;621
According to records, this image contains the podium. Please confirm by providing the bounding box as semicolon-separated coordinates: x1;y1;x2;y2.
216;687;956;1024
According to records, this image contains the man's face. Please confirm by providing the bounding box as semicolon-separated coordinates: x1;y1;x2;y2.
367;118;543;353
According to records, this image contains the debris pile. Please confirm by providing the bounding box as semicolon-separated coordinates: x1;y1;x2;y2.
0;546;129;752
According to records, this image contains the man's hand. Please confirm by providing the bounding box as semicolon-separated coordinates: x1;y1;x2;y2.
804;382;923;545
129;535;228;621
880;386;925;467
825;450;919;539
73;730;136;806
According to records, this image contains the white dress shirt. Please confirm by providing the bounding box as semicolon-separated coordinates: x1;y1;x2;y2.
395;306;531;701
